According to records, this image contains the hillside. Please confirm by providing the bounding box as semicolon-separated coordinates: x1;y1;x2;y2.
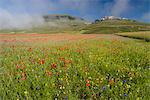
115;31;150;42
80;20;150;34
0;14;89;34
1;15;150;34
43;14;88;28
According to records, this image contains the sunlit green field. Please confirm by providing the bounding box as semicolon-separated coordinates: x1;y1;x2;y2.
116;31;150;42
0;35;150;99
81;20;150;34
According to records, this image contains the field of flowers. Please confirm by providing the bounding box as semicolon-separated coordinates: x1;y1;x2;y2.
0;36;150;99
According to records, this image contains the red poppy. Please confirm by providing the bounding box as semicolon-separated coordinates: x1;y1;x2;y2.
21;77;26;80
64;60;72;64
38;60;41;65
21;66;26;70
51;63;57;69
16;65;21;69
109;79;114;85
59;57;65;61
41;59;45;64
21;72;26;77
86;79;90;83
38;59;45;65
86;83;90;87
59;47;65;51
46;71;52;76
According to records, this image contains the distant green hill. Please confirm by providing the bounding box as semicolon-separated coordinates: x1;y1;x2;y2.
80;20;150;34
1;15;150;34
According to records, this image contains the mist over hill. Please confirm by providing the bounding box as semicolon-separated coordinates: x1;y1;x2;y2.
0;14;149;34
0;13;89;30
0;14;90;33
42;14;89;28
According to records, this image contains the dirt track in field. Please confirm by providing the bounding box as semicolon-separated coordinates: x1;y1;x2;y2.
0;33;125;43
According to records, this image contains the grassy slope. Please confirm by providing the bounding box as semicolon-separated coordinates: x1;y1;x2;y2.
81;20;150;34
115;31;150;42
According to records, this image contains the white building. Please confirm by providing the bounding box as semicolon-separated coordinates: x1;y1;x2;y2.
101;16;122;21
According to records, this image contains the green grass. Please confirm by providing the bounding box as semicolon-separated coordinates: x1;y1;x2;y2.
0;38;150;99
115;31;150;42
81;20;150;34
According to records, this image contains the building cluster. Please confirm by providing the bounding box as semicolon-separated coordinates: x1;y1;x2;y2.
101;16;128;21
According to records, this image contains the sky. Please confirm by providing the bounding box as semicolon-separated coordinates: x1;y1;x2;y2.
0;0;149;29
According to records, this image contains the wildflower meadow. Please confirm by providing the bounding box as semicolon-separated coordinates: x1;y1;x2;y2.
0;36;150;99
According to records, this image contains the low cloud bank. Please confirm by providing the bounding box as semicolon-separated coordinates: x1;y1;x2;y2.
0;8;45;29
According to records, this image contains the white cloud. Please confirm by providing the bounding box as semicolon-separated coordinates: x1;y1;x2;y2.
0;0;56;29
111;0;130;16
0;8;45;29
0;0;94;29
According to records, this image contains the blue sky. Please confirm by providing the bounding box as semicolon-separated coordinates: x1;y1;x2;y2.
0;0;149;25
